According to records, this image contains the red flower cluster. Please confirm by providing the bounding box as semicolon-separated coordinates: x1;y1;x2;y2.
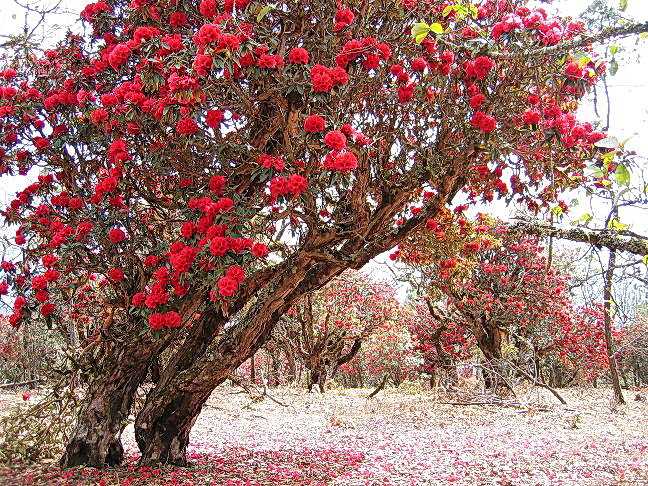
269;174;308;198
108;228;126;243
323;130;347;150
149;311;182;331
334;8;355;32
170;245;198;274
108;268;125;282
464;56;495;81
108;44;131;69
323;151;358;171
471;112;497;133
205;111;223;130
336;37;390;71
310;64;348;93
304;114;325;133
258;154;285;172
217;265;246;297
288;48;309;64
177;118;199;136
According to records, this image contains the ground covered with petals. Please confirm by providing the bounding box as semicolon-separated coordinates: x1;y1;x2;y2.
1;386;647;485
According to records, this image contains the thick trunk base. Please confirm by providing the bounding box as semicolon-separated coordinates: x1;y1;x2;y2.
136;393;205;466
60;345;153;469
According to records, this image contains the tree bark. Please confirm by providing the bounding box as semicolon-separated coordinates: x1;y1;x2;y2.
603;249;625;405
135;262;320;465
60;343;154;468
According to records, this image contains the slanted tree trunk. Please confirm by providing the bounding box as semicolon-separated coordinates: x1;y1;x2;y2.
603;249;625;405
60;343;155;468
135;263;323;465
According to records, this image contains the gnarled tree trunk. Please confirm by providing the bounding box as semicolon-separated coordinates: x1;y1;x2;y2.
60;343;155;468
135;262;322;465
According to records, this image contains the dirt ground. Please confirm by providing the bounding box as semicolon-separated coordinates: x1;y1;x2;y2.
1;385;647;485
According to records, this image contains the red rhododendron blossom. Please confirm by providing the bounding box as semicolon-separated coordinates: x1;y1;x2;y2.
258;154;285;171
210;236;230;256
33;137;50;150
411;57;427;72
108;44;131;69
522;109;542;124
325;151;358;171
471;112;497;133
42;254;58;267
199;0;216;16
108;268;125;282
169;12;188;28
193;54;213;77
149;313;166;331
287;174;308;195
226;265;245;284
304;114;325;133
108;228;126;243
217;275;238;297
165;311;182;329
177;118;199;136
252;243;269;258
470;94;486;110
311;73;333;93
323;130;347;150
335;8;355;27
90;109;109;125
41;302;55;317
206;109;224;128
288;47;309;64
45;269;60;282
219;34;240;52
32;276;48;291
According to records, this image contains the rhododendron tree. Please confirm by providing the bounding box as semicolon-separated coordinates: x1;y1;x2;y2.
337;307;419;388
405;300;474;388
273;272;399;392
396;215;614;390
1;0;645;468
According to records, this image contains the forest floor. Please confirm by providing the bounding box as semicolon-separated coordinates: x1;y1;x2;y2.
1;384;647;485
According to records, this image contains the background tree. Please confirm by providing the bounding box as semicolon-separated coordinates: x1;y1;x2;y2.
396;215;615;394
273;272;398;392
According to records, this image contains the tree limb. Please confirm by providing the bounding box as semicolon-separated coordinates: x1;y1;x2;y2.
488;21;648;60
511;220;648;256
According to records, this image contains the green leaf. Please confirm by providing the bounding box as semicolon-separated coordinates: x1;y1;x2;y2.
411;22;430;37
610;58;619;76
442;5;454;16
429;23;444;34
415;32;429;44
411;22;431;44
619;0;628;11
609;219;629;231
615;163;631;186
610;45;618;55
256;5;272;22
642;255;648;265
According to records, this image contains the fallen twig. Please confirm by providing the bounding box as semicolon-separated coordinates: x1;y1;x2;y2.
0;379;44;389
